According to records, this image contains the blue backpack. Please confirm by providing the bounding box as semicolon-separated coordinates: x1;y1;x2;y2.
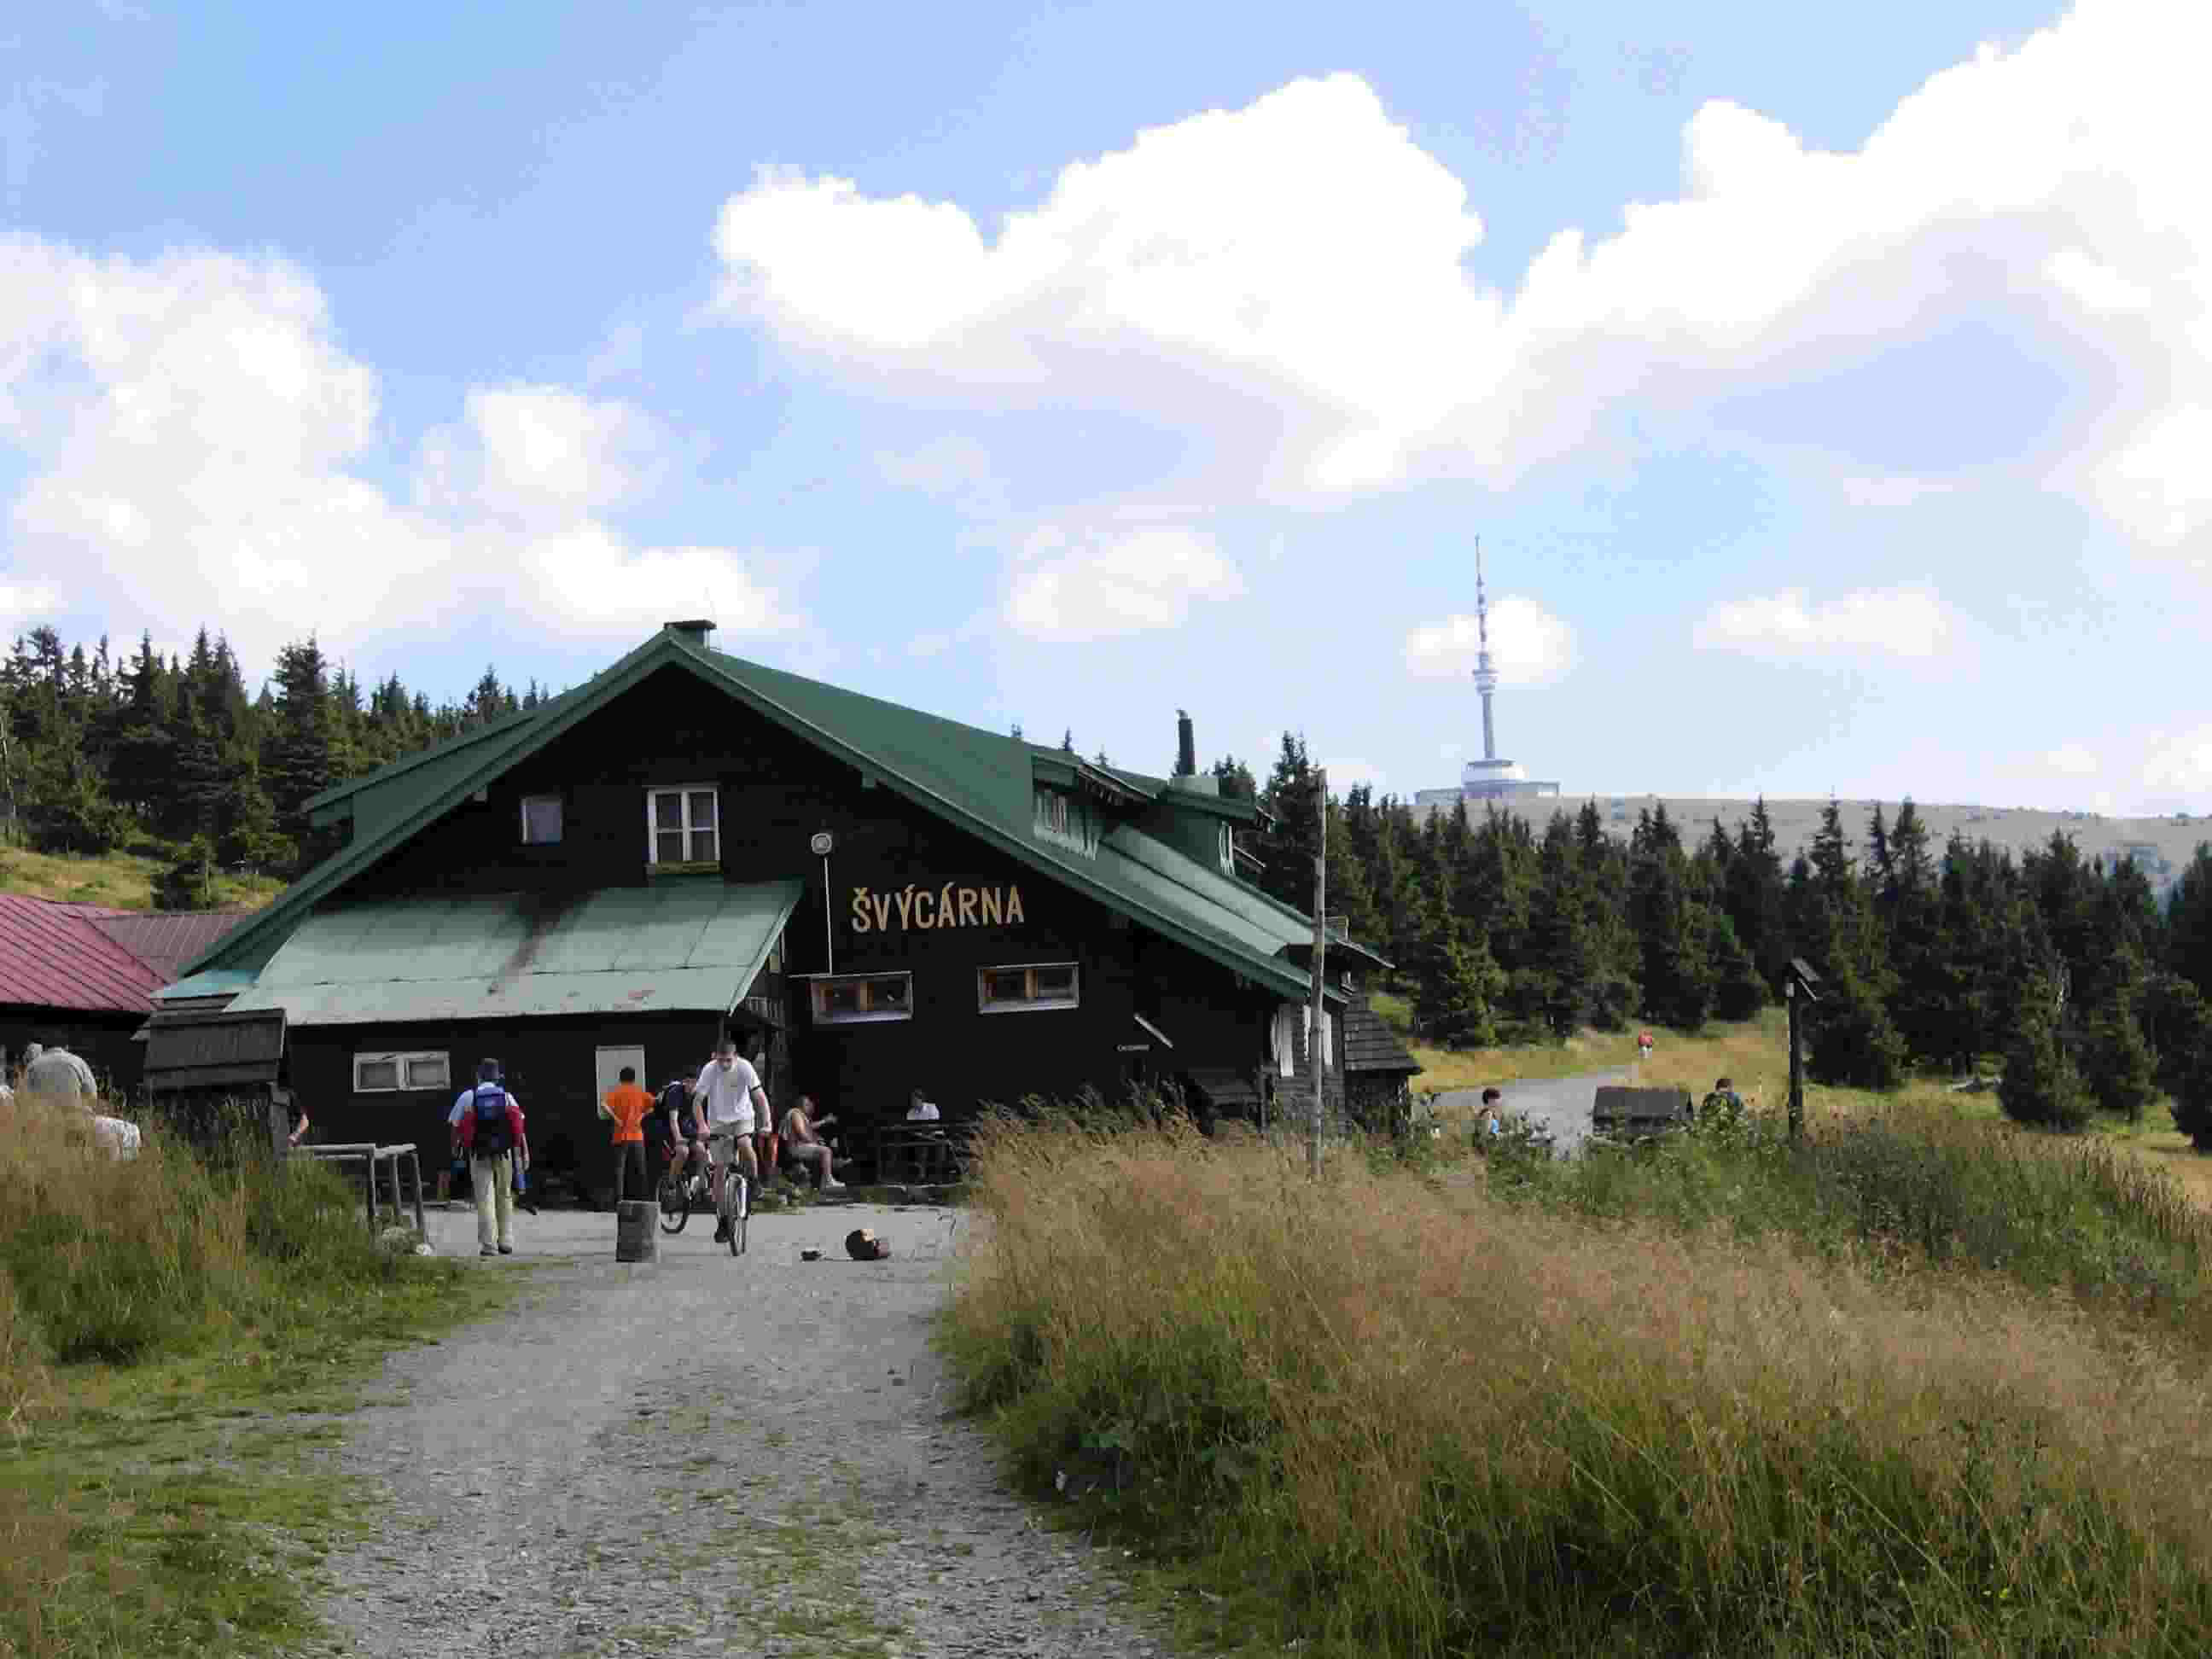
469;1083;512;1156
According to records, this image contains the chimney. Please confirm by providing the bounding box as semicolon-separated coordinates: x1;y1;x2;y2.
667;618;714;643
1175;709;1196;777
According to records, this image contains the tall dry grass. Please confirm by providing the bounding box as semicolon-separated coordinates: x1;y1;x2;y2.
1;1088;467;1656
946;1117;2212;1657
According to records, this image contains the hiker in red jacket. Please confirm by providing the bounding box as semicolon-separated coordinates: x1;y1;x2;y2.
451;1058;530;1258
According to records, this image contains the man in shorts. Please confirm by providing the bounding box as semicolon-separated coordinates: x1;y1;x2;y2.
693;1039;768;1243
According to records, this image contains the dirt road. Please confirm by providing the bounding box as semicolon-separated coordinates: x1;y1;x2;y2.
1433;1066;1633;1157
297;1200;1168;1659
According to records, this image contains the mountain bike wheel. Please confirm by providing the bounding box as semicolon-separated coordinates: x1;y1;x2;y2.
726;1173;748;1257
657;1164;690;1234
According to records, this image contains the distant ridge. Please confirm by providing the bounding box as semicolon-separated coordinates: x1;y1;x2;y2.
1417;795;2207;892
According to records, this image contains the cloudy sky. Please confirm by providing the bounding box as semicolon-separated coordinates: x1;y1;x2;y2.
4;1;2209;813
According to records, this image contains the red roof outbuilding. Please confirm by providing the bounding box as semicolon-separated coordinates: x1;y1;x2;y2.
0;896;247;1014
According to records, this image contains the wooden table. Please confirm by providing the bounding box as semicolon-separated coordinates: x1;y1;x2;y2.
871;1124;961;1186
295;1141;428;1237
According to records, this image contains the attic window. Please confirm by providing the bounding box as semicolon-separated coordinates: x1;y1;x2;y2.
520;795;563;845
648;785;719;866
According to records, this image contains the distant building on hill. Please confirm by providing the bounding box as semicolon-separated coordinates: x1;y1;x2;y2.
1416;542;1561;808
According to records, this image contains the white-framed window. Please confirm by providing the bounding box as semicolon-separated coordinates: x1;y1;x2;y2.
1272;1005;1296;1077
520;794;563;845
353;1051;451;1093
978;961;1080;1013
1219;824;1234;876
808;972;914;1025
647;785;719;866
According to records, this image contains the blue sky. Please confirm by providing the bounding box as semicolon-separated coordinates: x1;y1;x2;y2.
5;0;2209;812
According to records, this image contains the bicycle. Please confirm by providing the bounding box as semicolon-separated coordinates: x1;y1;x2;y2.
656;1144;709;1235
657;1134;749;1252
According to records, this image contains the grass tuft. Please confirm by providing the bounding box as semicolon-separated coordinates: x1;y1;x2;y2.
0;1089;502;1656
945;1112;2212;1658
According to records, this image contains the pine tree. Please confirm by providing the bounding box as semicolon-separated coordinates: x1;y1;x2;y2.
2145;973;2212;1150
1801;800;1907;1089
2081;940;2157;1123
1410;889;1505;1047
2000;962;2090;1131
2167;845;2212;1000
265;636;339;857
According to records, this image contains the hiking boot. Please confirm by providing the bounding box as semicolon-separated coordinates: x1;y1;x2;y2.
498;1244;515;1255
480;1246;497;1258
713;1221;731;1243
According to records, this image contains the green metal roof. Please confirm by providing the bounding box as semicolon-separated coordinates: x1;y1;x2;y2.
154;968;265;1002
224;878;800;1027
190;627;1348;1005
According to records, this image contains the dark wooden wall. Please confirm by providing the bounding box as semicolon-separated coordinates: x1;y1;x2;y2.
288;1009;720;1187
303;662;1294;1154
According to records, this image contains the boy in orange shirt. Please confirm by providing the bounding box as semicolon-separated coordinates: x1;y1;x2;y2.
600;1064;654;1203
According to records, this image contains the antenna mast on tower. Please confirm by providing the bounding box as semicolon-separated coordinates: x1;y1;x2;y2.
1473;538;1499;765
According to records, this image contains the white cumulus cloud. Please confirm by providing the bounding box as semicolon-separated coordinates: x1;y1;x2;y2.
1691;585;1957;661
1003;524;1243;643
2144;728;2212;795
2044;742;2102;777
706;7;2212;562
0;236;796;679
1404;597;1576;685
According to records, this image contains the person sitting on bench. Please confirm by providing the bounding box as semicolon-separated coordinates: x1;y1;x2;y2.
779;1095;846;1191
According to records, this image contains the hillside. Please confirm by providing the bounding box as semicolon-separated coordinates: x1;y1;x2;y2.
0;845;283;912
1422;793;2205;889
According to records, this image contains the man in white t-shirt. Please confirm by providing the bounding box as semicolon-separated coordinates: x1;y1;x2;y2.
694;1039;768;1243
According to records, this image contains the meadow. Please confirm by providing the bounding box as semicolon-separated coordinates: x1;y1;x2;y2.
0;1089;504;1658
0;844;282;911
943;1019;2212;1657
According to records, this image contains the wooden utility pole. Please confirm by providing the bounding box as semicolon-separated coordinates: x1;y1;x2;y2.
1786;979;1804;1143
1308;767;1327;1179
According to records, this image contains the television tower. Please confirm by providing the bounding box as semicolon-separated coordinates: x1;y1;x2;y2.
1473;538;1499;765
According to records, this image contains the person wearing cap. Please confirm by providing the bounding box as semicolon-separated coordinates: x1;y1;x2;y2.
451;1058;529;1257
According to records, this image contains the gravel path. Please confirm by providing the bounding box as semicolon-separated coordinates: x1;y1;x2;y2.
296;1198;1171;1659
1434;1066;1633;1157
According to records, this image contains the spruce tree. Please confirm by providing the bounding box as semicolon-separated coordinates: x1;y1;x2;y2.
2000;962;2090;1132
1410;890;1505;1047
265;636;338;848
2081;941;2157;1123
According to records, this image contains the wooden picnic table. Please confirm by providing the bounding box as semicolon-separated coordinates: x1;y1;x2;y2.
294;1141;428;1237
870;1122;963;1186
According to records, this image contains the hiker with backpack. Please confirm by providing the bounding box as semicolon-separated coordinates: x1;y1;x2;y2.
451;1058;530;1258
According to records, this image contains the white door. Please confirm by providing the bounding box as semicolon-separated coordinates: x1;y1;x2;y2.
594;1045;647;1101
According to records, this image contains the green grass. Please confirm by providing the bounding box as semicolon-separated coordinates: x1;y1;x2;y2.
0;843;282;911
943;1107;2212;1658
1;1092;512;1657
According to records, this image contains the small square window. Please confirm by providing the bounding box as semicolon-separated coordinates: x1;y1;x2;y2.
978;963;1080;1013
521;795;563;845
353;1050;449;1092
405;1053;451;1090
809;973;914;1025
